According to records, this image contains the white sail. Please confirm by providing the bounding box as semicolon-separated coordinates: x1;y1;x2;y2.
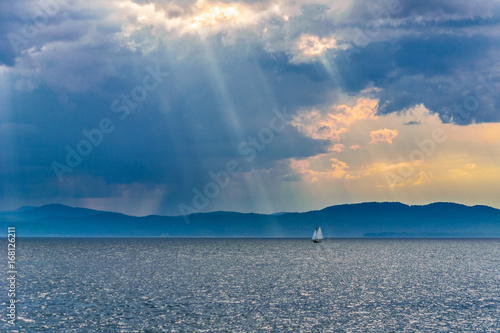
312;230;317;240
316;227;323;240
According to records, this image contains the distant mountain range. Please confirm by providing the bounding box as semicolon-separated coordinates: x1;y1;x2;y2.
1;202;500;238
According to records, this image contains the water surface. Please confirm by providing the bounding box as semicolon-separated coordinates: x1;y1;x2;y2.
1;238;500;332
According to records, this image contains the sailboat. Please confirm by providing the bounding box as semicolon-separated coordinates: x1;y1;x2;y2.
312;226;323;243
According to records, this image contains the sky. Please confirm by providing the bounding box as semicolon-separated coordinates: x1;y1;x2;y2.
1;0;500;216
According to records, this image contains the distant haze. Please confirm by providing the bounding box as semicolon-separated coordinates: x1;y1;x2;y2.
2;202;500;238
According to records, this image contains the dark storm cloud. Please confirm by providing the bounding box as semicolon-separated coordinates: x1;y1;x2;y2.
331;31;500;124
331;0;500;124
349;0;498;22
1;30;331;210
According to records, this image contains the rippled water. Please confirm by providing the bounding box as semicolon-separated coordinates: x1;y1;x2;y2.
1;238;500;332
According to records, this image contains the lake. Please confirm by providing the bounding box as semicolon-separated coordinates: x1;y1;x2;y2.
1;238;500;332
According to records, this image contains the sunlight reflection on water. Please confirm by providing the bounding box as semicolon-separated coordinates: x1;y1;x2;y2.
1;238;500;332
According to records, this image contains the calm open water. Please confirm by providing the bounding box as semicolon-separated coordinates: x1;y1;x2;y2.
1;238;500;332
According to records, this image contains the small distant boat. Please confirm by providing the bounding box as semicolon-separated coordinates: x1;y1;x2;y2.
312;226;323;243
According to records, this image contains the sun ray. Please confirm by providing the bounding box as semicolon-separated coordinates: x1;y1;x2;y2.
198;38;243;136
0;65;12;119
0;65;19;210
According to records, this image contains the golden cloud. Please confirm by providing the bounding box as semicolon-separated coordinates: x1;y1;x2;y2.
369;128;399;144
450;163;478;178
330;98;378;126
413;171;433;186
292;98;378;142
288;155;349;182
329;144;345;152
330;158;349;178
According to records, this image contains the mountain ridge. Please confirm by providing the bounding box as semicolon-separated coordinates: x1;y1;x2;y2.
1;202;500;238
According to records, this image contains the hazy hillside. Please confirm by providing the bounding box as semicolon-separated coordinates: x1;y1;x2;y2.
1;202;500;237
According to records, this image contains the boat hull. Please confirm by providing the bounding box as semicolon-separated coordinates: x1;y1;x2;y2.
312;239;322;243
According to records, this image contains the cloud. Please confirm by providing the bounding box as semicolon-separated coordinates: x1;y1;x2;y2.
331;98;379;126
291;109;348;141
291;97;378;141
414;171;433;186
289;34;339;64
329;158;349;178
3;0;500;125
450;163;478;178
329;143;345;152
369;128;399;144
287;154;349;182
116;0;280;40
190;3;244;29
